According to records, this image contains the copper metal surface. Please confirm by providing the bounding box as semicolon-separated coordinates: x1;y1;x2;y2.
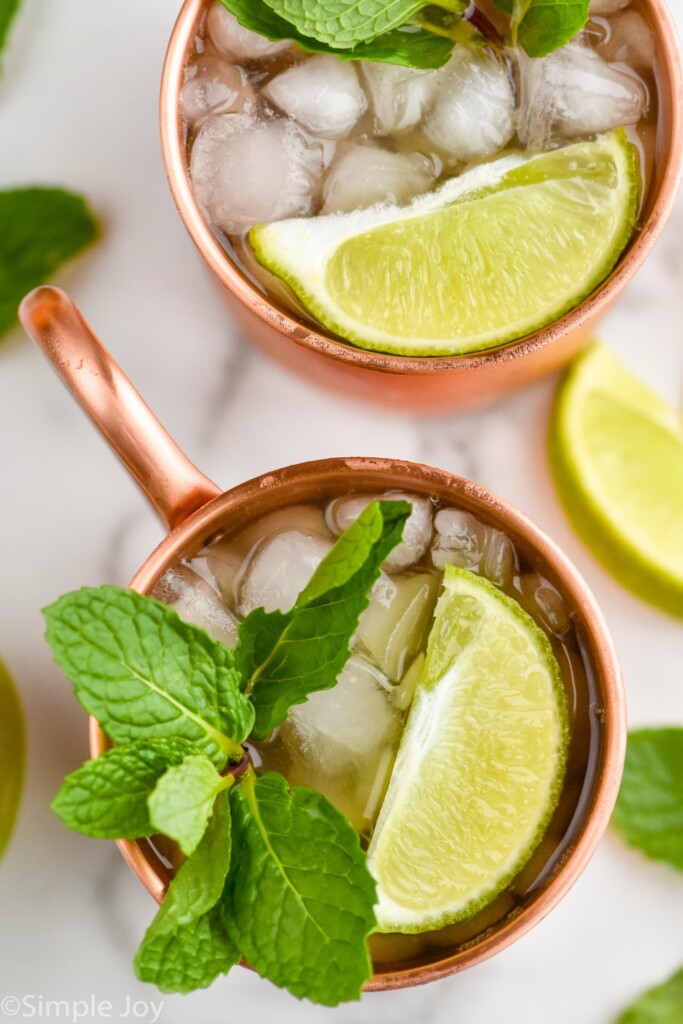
160;0;683;411
21;286;626;990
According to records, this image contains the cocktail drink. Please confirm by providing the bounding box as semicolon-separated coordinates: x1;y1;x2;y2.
20;288;624;1001
181;0;660;359
148;484;598;975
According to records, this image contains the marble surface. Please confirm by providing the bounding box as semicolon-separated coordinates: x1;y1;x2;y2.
0;2;682;1022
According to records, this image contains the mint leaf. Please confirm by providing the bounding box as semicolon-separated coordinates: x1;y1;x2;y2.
222;771;376;1006
52;738;196;839
0;188;98;337
134;908;239;994
615;967;683;1024
0;0;20;61
259;0;425;48
612;728;683;872
492;0;589;57
153;791;233;932
135;793;238;994
148;753;229;856
220;0;452;68
237;500;409;738
44;586;254;767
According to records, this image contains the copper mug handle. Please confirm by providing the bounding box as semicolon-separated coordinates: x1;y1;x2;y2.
19;286;221;531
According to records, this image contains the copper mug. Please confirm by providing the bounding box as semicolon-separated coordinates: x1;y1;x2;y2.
20;285;625;991
160;0;683;413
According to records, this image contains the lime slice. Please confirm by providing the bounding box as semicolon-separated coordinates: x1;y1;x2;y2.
250;131;637;356
0;659;25;861
550;343;683;618
367;566;568;933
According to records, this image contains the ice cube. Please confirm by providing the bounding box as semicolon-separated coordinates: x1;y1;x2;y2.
517;43;647;149
599;11;655;70
236;529;332;615
431;509;488;571
423;47;515;164
180;56;254;128
153;565;238;648
233;503;332;554
356;572;441;680
321;145;435;213
263;54;367;138
482;529;516;587
328;491;434;572
288;654;399;759
360;61;441;134
519;574;572;636
589;0;628;14
207;3;291;61
190;113;324;235
202;542;244;610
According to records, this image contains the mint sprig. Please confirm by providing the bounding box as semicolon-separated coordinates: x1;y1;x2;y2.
219;0;584;71
47;499;410;1005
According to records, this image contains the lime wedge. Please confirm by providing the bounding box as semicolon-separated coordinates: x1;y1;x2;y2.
250;131;637;356
550;343;683;618
0;659;25;861
367;566;568;933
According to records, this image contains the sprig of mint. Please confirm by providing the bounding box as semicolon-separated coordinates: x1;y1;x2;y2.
0;188;99;338
220;0;585;70
47;499;410;1005
491;0;589;58
612;728;683;872
614;966;683;1024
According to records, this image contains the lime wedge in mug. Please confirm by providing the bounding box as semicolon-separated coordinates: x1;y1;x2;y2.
0;659;25;860
550;344;683;618
251;131;637;356
367;567;568;932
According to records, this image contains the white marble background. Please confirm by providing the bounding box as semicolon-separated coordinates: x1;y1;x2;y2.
0;2;682;1022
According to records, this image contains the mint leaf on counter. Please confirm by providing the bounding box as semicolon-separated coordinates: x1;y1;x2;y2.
52;738;196;839
0;188;98;337
260;0;425;48
0;0;20;60
148;753;230;856
44;586;253;767
237;500;410;738
612;728;683;872
135;908;239;995
220;0;453;67
152;792;233;933
615;967;683;1024
223;771;376;1005
492;0;589;58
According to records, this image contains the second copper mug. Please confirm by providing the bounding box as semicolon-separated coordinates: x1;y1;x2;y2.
160;0;683;412
20;285;625;992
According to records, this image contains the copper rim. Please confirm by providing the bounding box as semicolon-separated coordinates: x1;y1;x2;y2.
160;0;683;378
90;457;626;991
